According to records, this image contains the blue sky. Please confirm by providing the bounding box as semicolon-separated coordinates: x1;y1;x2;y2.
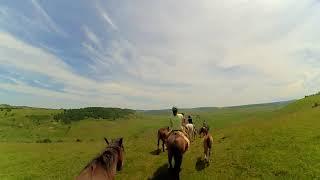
0;0;320;109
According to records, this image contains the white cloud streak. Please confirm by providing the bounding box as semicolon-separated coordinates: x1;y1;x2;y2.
95;2;118;30
101;12;118;30
30;0;68;36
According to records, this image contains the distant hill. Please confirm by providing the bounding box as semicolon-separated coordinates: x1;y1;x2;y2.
141;107;220;115
0;104;13;108
222;100;293;110
141;100;293;115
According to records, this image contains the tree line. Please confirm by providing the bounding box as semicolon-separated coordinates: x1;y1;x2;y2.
53;107;135;124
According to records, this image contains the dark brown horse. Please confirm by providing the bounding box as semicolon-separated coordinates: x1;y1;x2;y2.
199;127;213;163
158;126;170;152
76;138;124;180
166;131;189;179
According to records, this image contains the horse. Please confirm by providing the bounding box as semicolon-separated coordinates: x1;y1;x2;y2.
158;126;170;152
199;126;209;138
166;131;189;180
185;123;196;141
76;138;124;180
199;127;213;163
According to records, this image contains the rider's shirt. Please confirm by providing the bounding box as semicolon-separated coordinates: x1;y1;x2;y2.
170;113;184;130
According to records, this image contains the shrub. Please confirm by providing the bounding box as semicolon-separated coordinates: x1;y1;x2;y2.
36;138;52;143
27;115;50;125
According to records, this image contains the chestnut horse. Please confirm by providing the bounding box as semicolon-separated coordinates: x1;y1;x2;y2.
76;138;124;180
166;131;189;179
158;127;170;152
199;127;213;163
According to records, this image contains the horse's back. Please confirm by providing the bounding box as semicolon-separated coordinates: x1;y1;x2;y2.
167;133;188;153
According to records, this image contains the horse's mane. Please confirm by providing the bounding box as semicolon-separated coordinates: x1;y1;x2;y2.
84;141;121;171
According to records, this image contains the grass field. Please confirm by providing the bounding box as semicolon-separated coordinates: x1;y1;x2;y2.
0;96;320;179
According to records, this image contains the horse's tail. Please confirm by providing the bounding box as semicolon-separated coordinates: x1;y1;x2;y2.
173;144;183;173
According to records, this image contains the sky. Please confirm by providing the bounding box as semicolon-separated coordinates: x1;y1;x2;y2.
0;0;320;110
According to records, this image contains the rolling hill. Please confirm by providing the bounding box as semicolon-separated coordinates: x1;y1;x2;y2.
0;96;319;179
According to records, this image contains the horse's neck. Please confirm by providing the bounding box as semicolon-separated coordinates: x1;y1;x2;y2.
100;162;117;180
107;157;118;177
99;153;119;180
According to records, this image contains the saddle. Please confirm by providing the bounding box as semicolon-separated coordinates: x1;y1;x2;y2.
169;130;190;149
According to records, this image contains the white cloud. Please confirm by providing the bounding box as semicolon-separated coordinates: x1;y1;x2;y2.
84;0;320;107
82;26;101;48
0;32;187;109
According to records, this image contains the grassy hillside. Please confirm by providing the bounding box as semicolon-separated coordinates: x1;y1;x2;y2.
0;98;319;179
142;101;292;116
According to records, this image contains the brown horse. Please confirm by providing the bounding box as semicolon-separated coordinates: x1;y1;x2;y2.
76;138;124;180
158;127;170;152
198;126;209;138
199;127;213;163
166;131;189;179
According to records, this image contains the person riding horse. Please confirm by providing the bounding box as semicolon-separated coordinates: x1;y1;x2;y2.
202;119;209;131
188;115;193;124
167;107;190;177
168;107;190;147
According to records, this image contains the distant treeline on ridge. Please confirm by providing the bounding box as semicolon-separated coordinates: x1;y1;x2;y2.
54;107;135;123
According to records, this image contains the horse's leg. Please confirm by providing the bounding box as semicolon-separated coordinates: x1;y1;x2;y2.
168;150;173;169
204;144;207;162
157;137;160;151
209;147;212;163
192;129;195;141
162;140;165;152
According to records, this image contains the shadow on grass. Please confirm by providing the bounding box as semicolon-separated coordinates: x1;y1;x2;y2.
148;163;170;180
150;149;161;156
195;157;209;171
148;163;179;180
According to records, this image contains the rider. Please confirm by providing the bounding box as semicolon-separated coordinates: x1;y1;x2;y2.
203;119;209;130
169;107;184;131
181;113;187;126
169;106;190;146
188;115;193;124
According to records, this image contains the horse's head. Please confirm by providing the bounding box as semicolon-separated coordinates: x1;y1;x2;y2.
104;137;125;171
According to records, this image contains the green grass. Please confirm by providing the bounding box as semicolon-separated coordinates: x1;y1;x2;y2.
0;97;320;179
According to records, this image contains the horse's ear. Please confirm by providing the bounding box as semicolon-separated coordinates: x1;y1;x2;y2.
104;137;109;145
119;138;123;145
